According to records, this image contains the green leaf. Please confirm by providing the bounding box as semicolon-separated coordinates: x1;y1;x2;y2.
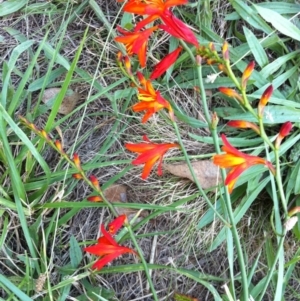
229;0;273;34
254;5;300;41
190;133;263;147
215;105;300;124
243;27;269;68
260;50;300;79
69;235;83;268
0;274;33;301
42;43;70;70
256;2;300;14
0;0;28;17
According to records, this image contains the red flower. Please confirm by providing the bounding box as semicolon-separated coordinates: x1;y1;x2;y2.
213;134;274;193
108;215;126;235
159;10;198;46
115;26;158;67
84;216;137;270
133;72;173;122
125;135;179;179
150;46;182;80
122;0;188;31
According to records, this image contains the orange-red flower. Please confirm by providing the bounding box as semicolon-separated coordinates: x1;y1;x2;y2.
213;134;274;193
159;10;198;46
108;215;126;235
150;46;182;80
121;0;188;31
133;72;174;122
84;216;137;270
125;135;179;179
115;26;158;67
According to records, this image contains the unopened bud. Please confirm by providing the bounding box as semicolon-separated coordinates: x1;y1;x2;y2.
227;120;260;135
87;195;102;202
72;173;83;179
222;41;229;61
258;85;273;117
73;153;81;169
275;121;293;149
89;175;100;190
211;112;219;129
218;87;243;103
241;61;255;89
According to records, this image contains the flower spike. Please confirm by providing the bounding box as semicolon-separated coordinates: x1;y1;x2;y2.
213;134;274;193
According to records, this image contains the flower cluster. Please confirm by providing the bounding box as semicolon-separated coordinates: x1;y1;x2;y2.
213;62;293;193
115;0;198;179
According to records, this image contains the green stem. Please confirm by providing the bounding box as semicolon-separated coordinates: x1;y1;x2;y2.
225;60;241;91
258;117;275;150
196;60;249;301
257;232;286;301
274;149;288;215
126;225;159;301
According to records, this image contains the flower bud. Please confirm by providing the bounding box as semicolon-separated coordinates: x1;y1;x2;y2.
73;153;81;169
218;87;243;103
258;85;273;117
222;41;229;61
89;175;100;190
87;195;102;202
275;121;293;149
72;173;83;179
241;61;255;89
227;120;260;135
55;140;64;153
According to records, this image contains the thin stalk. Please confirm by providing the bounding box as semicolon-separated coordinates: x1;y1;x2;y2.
196;60;249;301
256;233;286;301
274;149;288;215
126;225;159;301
